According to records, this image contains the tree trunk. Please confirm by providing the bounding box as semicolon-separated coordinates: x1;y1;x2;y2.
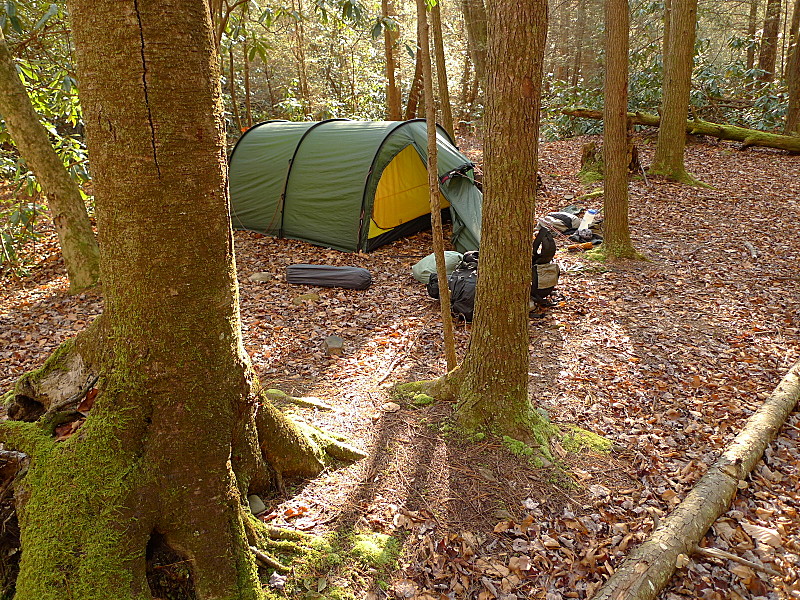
663;0;672;63
571;0;587;87
2;1;348;597
430;2;455;138
383;0;402;120
436;0;552;443
0;29;100;293
562;108;800;151
602;0;638;259
417;0;457;371
291;0;310;115
460;0;487;90
242;4;252;129
591;360;800;600
785;0;800;133
747;0;759;72
650;0;700;184
405;47;424;120
758;0;782;82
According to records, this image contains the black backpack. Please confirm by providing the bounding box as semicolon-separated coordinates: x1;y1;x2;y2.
427;251;479;321
531;227;559;304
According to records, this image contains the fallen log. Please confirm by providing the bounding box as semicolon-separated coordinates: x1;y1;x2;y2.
590;359;800;600
562;108;800;153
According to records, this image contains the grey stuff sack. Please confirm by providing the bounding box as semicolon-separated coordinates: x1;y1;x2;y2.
411;251;463;283
286;264;372;290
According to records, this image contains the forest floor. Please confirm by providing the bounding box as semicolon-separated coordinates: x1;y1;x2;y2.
2;133;800;600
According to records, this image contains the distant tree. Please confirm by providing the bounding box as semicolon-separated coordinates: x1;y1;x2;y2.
601;0;639;259
785;0;800;134
4;0;350;596
746;0;759;73
460;0;487;89
434;0;552;444
649;0;701;184
571;0;588;86
382;0;402;120
0;28;99;293
757;0;781;83
430;1;455;137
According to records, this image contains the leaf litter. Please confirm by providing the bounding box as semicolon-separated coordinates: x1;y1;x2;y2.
1;134;799;599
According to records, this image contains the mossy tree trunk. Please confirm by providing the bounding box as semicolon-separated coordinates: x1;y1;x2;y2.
602;0;638;259
562;107;800;151
0;29;100;294
650;0;700;184
435;0;550;442
1;1;339;598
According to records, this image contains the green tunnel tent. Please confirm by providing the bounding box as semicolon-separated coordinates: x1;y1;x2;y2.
228;119;482;253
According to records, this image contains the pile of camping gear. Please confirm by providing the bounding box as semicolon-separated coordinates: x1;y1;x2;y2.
413;206;602;321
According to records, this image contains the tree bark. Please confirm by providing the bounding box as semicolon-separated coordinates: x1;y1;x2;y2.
602;0;638;259
591;360;800;600
417;0;457;371
460;0;487;90
383;0;402;120
562;108;800;151
758;0;782;82
2;1;345;597
785;0;800;133
650;0;700;183
0;29;100;293
430;2;455;138
436;0;551;442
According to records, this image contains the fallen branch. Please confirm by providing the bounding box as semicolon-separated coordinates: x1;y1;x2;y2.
590;359;800;600
562;108;800;153
695;546;781;578
249;545;290;572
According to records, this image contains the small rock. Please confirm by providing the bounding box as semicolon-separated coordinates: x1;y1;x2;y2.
292;293;320;305
248;272;273;283
381;401;401;413
248;494;266;515
323;335;344;356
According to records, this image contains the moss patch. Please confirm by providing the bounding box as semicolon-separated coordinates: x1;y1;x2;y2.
392;381;435;402
409;393;434;408
560;425;613;454
350;533;400;569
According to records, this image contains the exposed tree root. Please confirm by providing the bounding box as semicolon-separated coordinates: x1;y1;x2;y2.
590;359;800;600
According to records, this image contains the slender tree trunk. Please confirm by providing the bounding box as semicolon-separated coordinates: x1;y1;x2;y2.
417;0;457;370
603;0;638;259
571;0;587;87
785;0;800;133
460;0;487;90
229;46;242;131
3;1;342;597
291;0;310;114
0;29;99;293
431;2;455;137
436;0;551;442
242;5;252;129
758;0;782;82
650;0;701;184
383;0;402;120
747;0;759;71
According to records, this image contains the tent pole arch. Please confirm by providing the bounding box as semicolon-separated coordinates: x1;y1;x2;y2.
276;118;351;237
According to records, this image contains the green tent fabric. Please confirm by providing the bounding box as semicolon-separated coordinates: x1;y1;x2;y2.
228;119;482;253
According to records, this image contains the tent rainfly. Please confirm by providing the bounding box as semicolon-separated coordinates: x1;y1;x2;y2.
228;119;482;253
